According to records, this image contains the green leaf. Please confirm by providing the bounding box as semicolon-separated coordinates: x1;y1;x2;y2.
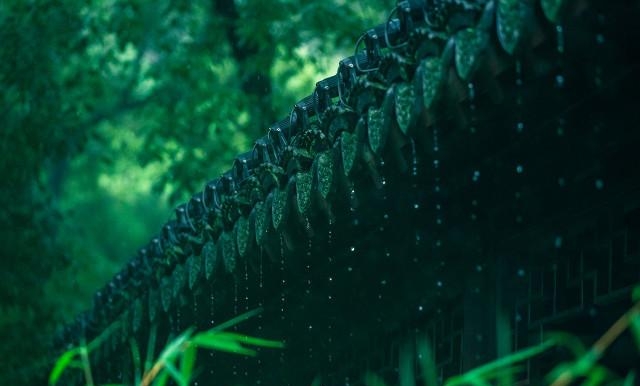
581;365;607;386
629;309;640;350
152;368;170;386
148;289;158;322
417;56;444;109
271;188;288;231
49;348;80;385
545;331;587;357
623;371;636;386
367;107;385;155
180;344;197;386
209;307;262;332
202;240;217;280
145;324;158;374
164;361;187;386
130;338;142;385
416;336;438;386
632;285;640;302
132;298;143;333
191;333;257;356
455;27;488;80
296;171;313;218
497;0;530;55
447;339;555;386
235;216;252;258
165;328;195;360
220;231;237;274
541;0;568;24
395;82;415;135
254;201;269;247
160;277;173;313
340;131;358;177
363;372;388;386
399;342;415;386
172;263;186;300
187;255;201;290
314;151;334;200
218;332;285;349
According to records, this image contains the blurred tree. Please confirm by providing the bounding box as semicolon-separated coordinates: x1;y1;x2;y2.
0;0;392;382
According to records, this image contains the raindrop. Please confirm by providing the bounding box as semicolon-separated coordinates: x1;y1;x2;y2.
556;25;565;54
595;179;604;190
468;82;477;133
410;138;418;178
555;25;566;90
436;280;443;287
347;266;353;272
244;259;249;311
418;305;424;311
517;268;525;277
516;165;523;174
279;235;286;322
554;236;563;249
327;217;335;365
233;277;238;318
476;264;483;272
350;246;356;252
472;170;480;182
557;117;565;136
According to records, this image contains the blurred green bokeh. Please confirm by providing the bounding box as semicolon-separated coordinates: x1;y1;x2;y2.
0;0;392;380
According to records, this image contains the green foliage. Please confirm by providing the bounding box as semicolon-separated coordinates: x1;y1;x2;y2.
49;308;283;386
361;291;640;386
0;0;392;382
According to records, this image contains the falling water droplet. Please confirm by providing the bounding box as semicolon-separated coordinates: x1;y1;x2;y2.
244;258;249;311
516;164;524;174
468;82;477;133
555;25;566;90
554;236;563;248
556;25;565;54
595;179;604;190
410;139;418;178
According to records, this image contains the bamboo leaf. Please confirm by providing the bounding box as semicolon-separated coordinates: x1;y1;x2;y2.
416;336;438;386
545;331;587;357
363;372;388;386
164;361;187;386
218;332;285;349
152;368;170;386
208;307;262;332
191;334;257;356
623;371;636;386
158;328;195;364
447;339;555;386
130;338;142;385
49;348;81;385
628;310;640;351
144;323;158;374
180;344;197;385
